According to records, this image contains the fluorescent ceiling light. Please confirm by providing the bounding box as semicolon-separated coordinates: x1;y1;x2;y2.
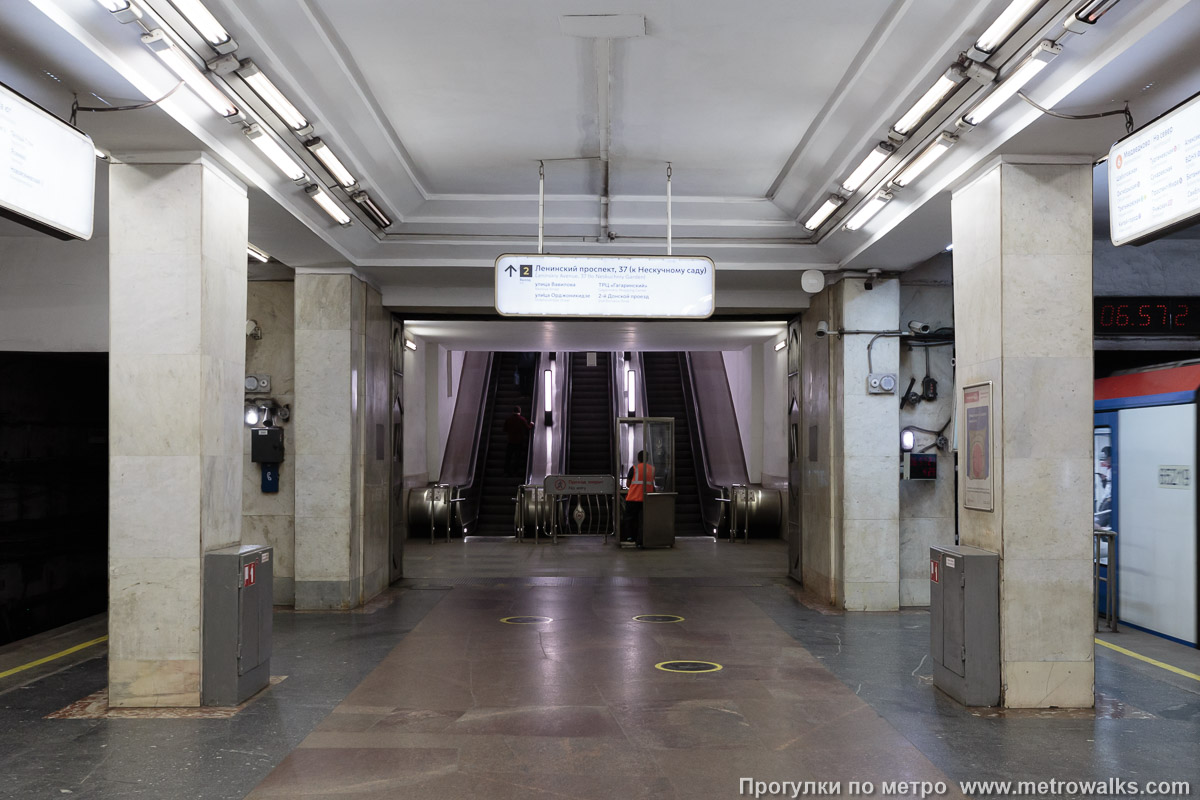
404;338;417;351
96;0;130;10
352;192;393;229
626;370;636;414
236;61;309;132
143;32;238;117
975;0;1046;54
892;132;957;187
774;340;787;352
945;243;954;252
544;370;554;413
305;138;357;188
247;243;270;262
803;194;845;231
844;192;893;232
962;41;1060;126
243;124;306;182
305;184;352;225
1074;0;1122;25
167;0;233;47
892;67;964;136
840;143;894;194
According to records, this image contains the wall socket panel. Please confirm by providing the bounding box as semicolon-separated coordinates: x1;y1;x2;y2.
245;374;271;393
867;373;897;394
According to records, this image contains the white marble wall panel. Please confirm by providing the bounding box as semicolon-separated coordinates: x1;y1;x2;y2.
108;156;247;706
839;279;900;610
295;329;353;456
295;516;352;581
951;159;1093;708
293;274;389;609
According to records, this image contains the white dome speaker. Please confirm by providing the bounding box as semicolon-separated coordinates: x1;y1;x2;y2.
801;269;825;294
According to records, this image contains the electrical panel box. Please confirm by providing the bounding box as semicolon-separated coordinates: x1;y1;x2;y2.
251;427;284;463
202;544;273;706
929;544;1000;706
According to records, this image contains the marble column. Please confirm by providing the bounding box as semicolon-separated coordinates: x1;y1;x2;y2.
836;278;902;611
951;157;1094;708
293;272;390;609
108;154;247;706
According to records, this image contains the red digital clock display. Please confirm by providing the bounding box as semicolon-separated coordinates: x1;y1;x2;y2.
1094;298;1200;335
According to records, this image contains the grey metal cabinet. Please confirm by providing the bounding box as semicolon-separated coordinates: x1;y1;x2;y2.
929;544;1000;706
202;544;273;706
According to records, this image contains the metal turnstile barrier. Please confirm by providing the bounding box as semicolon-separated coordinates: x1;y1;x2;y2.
516;484;549;542
1094;530;1118;633
725;484;784;541
406;484;460;543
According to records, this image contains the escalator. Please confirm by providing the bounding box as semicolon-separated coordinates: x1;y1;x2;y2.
642;352;704;535
566;352;614;474
474;352;535;535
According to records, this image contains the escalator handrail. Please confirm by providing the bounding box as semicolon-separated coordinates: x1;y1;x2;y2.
607;352;619;477
680;352;730;533
523;353;541;482
458;352;504;534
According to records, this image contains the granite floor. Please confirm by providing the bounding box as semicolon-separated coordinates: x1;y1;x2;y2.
1;538;1198;799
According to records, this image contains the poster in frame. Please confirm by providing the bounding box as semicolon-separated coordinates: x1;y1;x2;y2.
962;381;994;512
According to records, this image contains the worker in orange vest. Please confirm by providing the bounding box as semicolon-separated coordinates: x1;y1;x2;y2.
624;450;655;547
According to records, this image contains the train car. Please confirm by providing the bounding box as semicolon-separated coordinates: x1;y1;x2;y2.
1094;363;1200;647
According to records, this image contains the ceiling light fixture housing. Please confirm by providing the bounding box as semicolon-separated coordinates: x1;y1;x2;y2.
243;123;307;183
351;191;393;229
961;40;1061;126
305;184;352;226
96;0;143;23
891;66;966;136
844;191;893;232
892;132;958;188
166;0;238;53
247;243;270;263
305;138;357;188
1064;0;1123;32
236;60;312;135
803;194;845;232
841;142;895;194
973;0;1048;55
141;30;239;118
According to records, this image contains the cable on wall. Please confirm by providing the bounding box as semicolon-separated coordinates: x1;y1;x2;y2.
69;81;184;125
1016;91;1133;133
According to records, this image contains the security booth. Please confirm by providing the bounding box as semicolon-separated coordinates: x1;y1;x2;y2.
617;417;676;547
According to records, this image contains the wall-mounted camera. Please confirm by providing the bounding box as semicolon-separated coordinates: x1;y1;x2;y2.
908;320;931;334
814;321;830;338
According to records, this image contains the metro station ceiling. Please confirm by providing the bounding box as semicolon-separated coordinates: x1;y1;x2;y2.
4;0;1200;312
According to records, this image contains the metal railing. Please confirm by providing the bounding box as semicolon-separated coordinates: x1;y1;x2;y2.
1094;529;1118;632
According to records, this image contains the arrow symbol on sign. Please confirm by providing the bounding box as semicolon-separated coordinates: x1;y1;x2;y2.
505;265;517;276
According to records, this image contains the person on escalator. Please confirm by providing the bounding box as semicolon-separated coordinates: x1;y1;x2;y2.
504;406;534;478
624;450;655;547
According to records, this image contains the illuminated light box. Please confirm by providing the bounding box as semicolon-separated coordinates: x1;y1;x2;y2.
1109;90;1200;247
0;82;95;241
495;254;715;318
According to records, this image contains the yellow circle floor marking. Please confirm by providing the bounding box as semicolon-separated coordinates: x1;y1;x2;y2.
500;616;554;625
633;614;685;624
655;660;723;673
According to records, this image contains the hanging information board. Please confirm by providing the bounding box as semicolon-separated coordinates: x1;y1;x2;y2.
495;253;715;318
1109;90;1200;247
0;82;95;240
